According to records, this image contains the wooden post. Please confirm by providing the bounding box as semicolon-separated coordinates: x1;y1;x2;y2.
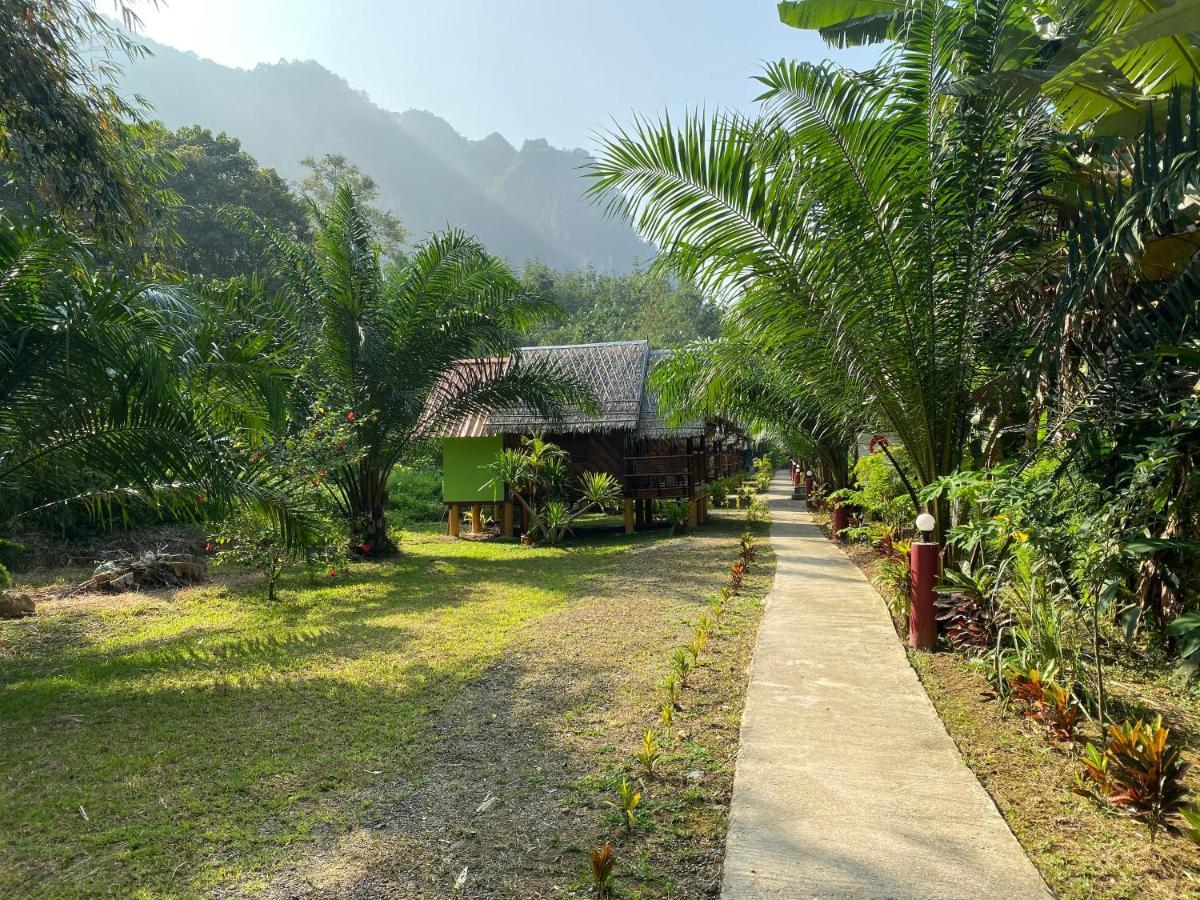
448;503;461;537
699;495;708;525
470;503;482;534
688;498;699;529
502;501;514;537
623;498;635;535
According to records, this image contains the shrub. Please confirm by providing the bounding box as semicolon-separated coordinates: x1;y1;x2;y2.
0;562;10;591
934;562;1009;651
1008;665;1081;743
1078;716;1191;841
661;499;689;534
752;456;773;492
215;506;346;602
729;561;746;594
613;778;641;832
0;538;27;572
661;673;682;708
670;647;693;686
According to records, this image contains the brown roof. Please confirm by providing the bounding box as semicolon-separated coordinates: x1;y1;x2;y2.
417;357;509;438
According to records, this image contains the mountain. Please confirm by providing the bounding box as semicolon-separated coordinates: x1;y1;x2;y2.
117;40;652;272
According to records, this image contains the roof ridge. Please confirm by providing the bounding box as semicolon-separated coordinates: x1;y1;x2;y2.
517;339;650;352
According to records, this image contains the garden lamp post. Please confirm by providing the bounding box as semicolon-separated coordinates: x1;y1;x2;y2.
909;511;938;650
803;469;815;505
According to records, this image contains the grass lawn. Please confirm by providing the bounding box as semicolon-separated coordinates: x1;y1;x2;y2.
1;510;772;898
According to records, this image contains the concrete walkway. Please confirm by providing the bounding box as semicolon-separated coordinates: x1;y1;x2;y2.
721;475;1048;899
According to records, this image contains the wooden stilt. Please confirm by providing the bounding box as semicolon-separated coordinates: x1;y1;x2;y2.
624;498;635;535
448;503;461;537
699;495;708;525
470;503;482;534
502;501;514;537
688;498;699;529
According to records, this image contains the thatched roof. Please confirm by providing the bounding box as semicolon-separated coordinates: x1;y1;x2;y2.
636;349;705;439
425;340;708;440
488;340;649;434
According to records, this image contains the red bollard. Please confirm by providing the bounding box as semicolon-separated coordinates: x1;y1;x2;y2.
804;475;815;503
830;504;849;542
908;541;939;650
792;466;799;486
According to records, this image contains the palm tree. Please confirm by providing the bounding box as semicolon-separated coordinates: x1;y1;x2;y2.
258;185;586;554
650;337;859;490
777;0;1200;137
0;216;307;539
591;0;1059;533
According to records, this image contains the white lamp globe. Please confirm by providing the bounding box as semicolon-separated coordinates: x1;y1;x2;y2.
915;512;936;533
806;470;813;477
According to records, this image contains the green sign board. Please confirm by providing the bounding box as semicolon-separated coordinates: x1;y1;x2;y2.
442;436;504;502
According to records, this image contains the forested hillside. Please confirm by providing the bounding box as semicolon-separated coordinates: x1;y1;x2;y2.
117;38;653;271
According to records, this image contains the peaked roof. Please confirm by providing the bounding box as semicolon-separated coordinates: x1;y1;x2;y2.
636;349;705;439
426;339;708;440
488;340;649;434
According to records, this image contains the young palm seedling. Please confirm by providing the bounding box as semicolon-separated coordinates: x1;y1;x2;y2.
589;842;615;897
659;701;674;735
661;672;682;709
611;778;641;833
637;729;661;777
670;647;694;686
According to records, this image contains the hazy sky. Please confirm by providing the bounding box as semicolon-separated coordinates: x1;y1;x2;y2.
132;1;877;150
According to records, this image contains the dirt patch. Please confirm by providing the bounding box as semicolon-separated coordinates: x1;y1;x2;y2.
256;513;772;899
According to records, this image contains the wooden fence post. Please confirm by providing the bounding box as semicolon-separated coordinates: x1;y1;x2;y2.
448;503;461;537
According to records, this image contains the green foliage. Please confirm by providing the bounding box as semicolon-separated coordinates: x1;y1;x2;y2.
520;262;720;347
489;435;619;545
143;126;311;279
752;456;773;493
670;647;693;686
843;450;917;535
636;729;661;777
299;153;406;257
0;216;312;546
661;672;682;709
661;500;689;535
0;538;26;572
386;466;443;525
1078;717;1192;841
0;1;172;237
658;701;674;732
253;186;584;553
0;562;10;591
611;777;641;833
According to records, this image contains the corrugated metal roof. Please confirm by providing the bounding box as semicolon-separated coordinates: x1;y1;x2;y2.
417;357;509;438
